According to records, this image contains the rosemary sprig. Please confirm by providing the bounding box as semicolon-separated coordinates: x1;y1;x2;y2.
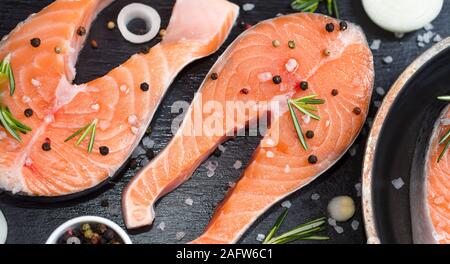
0;54;15;96
437;96;450;162
262;209;329;244
0;106;31;142
288;95;325;150
65;119;97;153
291;0;340;19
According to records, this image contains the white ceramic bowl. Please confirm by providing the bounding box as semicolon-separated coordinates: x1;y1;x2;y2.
46;216;132;244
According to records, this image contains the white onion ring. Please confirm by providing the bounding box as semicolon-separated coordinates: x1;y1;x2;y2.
117;3;161;44
0;209;7;244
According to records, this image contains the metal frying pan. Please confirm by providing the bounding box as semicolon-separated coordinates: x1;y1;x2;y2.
363;37;450;244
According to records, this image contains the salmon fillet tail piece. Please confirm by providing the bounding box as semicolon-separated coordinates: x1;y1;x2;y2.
0;0;239;196
122;13;374;236
413;106;450;244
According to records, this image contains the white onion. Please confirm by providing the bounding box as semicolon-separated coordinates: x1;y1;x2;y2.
362;0;443;33
117;3;161;44
0;209;7;244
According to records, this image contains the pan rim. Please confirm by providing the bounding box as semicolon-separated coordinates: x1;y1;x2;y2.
362;37;450;244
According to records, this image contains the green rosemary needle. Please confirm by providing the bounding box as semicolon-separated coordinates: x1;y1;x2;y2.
288;95;325;150
0;106;31;142
437;95;450;162
65;119;98;153
263;209;329;244
0;54;15;96
291;0;339;18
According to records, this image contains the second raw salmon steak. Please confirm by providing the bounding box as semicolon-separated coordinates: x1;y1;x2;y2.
123;12;374;242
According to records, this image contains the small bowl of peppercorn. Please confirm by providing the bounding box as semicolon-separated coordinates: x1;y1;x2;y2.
46;216;132;244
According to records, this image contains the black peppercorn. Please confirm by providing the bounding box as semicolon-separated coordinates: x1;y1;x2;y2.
146;149;155;159
300;81;308;90
272;75;282;84
42;142;51;151
30;38;41;47
339;21;348;31
103;229;115;241
140;47;149;54
77;26;86;36
305;130;314;139
140;82;149;91
99;146;109;156
240;88;249;94
211;73;218;80
353;107;362;115
129;158;138;169
331;89;339;96
213;148;222;157
24;108;33;118
308;155;318;164
325;23;335;32
100;199;109;208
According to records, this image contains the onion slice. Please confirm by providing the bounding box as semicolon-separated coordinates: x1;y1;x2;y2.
117;3;161;44
0;209;7;244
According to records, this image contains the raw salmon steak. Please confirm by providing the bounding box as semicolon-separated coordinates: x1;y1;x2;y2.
0;0;239;196
123;12;374;241
413;107;450;244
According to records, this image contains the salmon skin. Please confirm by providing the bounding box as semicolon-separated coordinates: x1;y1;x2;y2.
123;12;374;242
413;106;450;244
0;0;239;196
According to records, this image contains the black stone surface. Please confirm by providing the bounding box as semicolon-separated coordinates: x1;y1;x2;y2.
0;0;449;244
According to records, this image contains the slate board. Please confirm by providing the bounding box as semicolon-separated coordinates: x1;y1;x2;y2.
0;0;449;244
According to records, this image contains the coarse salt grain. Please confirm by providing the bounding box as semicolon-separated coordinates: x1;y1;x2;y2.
0;131;6;139
374;101;382;108
258;72;273;82
218;144;226;152
383;56;393;64
266;151;274;158
25;157;33;166
158;221;166;231
285;58;298;73
325;120;330;127
311;193;320;201
355;183;362;197
233;160;242;170
256;234;265;242
31;78;41;87
302;114;311;124
433;34;442;43
44;115;54;123
120;85;128;93
22;96;31;103
242;3;255;11
284;164;291;173
434;196;445;205
375;87;385;96
128;115;138;125
131;126;139;135
370;39;381;50
328;218;337;226
391;177;405;190
424;23;434;31
266;138;275;146
142;137;155;149
351;220;359;231
281;200;291;208
228;181;236;188
185;198;193;206
334;225;344;234
207;170;215;178
175;232;186;241
349;147;357;156
91;103;100;110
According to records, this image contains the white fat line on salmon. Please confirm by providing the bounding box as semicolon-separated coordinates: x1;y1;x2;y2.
169;97;281;146
176;248;210;262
